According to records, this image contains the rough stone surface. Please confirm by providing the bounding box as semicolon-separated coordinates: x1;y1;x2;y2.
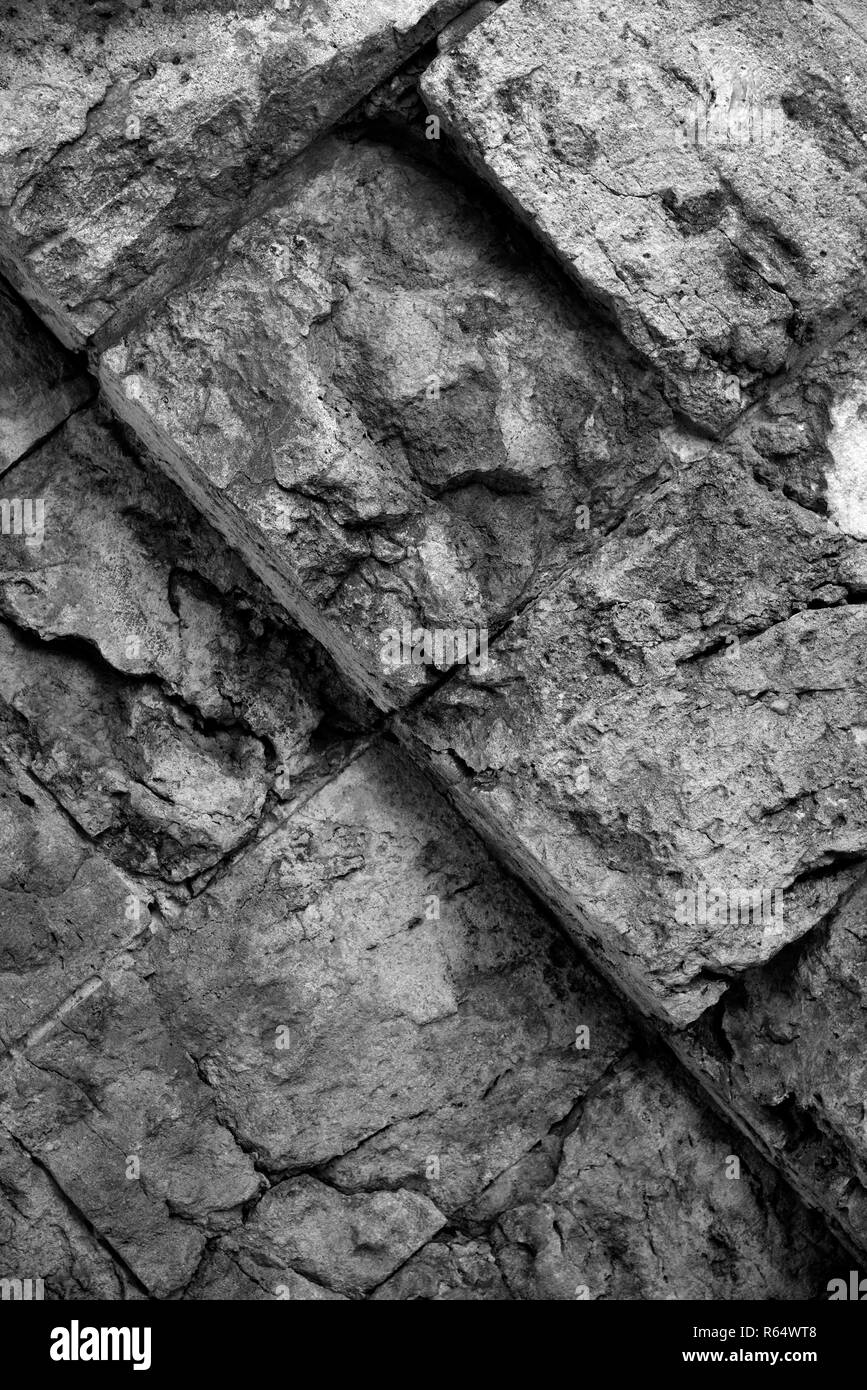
157;742;630;1196
0;279;90;472
404;444;867;1025
729;885;867;1170
0;0;472;347
0;753;148;1051
0;1127;143;1300
4;0;867;1303
0;605;846;1296
421;0;867;433
100;134;674;708
0;407;371;887
0;955;263;1298
676;869;867;1253
472;1060;841;1302
371;1234;510;1300
226;1176;445;1295
741;321;867;541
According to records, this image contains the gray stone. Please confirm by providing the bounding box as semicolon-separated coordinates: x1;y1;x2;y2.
226;1176;445;1296
0;1127;143;1300
0;280;90;473
0;620;271;883
403;447;867;1025
100;135;673;709
185;1250;348;1301
0;0;472;346
421;0;867;433
0;408;370;883
372;1235;510;1299
740;321;867;546
486;1059;841;1301
0;951;263;1298
157;741;631;1197
676;870;867;1256
2;3;864;1298
154;737;847;1296
1;699;841;1298
0;754;148;1051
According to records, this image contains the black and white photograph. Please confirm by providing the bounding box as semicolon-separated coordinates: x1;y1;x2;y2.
0;0;865;1363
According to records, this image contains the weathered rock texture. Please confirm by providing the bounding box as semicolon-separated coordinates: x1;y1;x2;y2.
0;279;90;472
401;289;867;1252
0;752;148;1049
0;382;847;1297
421;0;867;434
100;133;674;709
675;874;867;1260
0;1127;144;1301
404;446;867;1026
0;0;474;347
2;0;867;1303
0;408;370;890
0;731;844;1299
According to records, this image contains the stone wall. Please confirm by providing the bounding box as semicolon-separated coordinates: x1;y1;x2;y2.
1;0;865;1300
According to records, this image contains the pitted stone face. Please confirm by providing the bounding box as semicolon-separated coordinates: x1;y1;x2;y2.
0;408;370;883
0;733;842;1300
421;0;867;434
100;135;675;709
403;447;867;1026
1;0;866;1301
0;0;473;346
